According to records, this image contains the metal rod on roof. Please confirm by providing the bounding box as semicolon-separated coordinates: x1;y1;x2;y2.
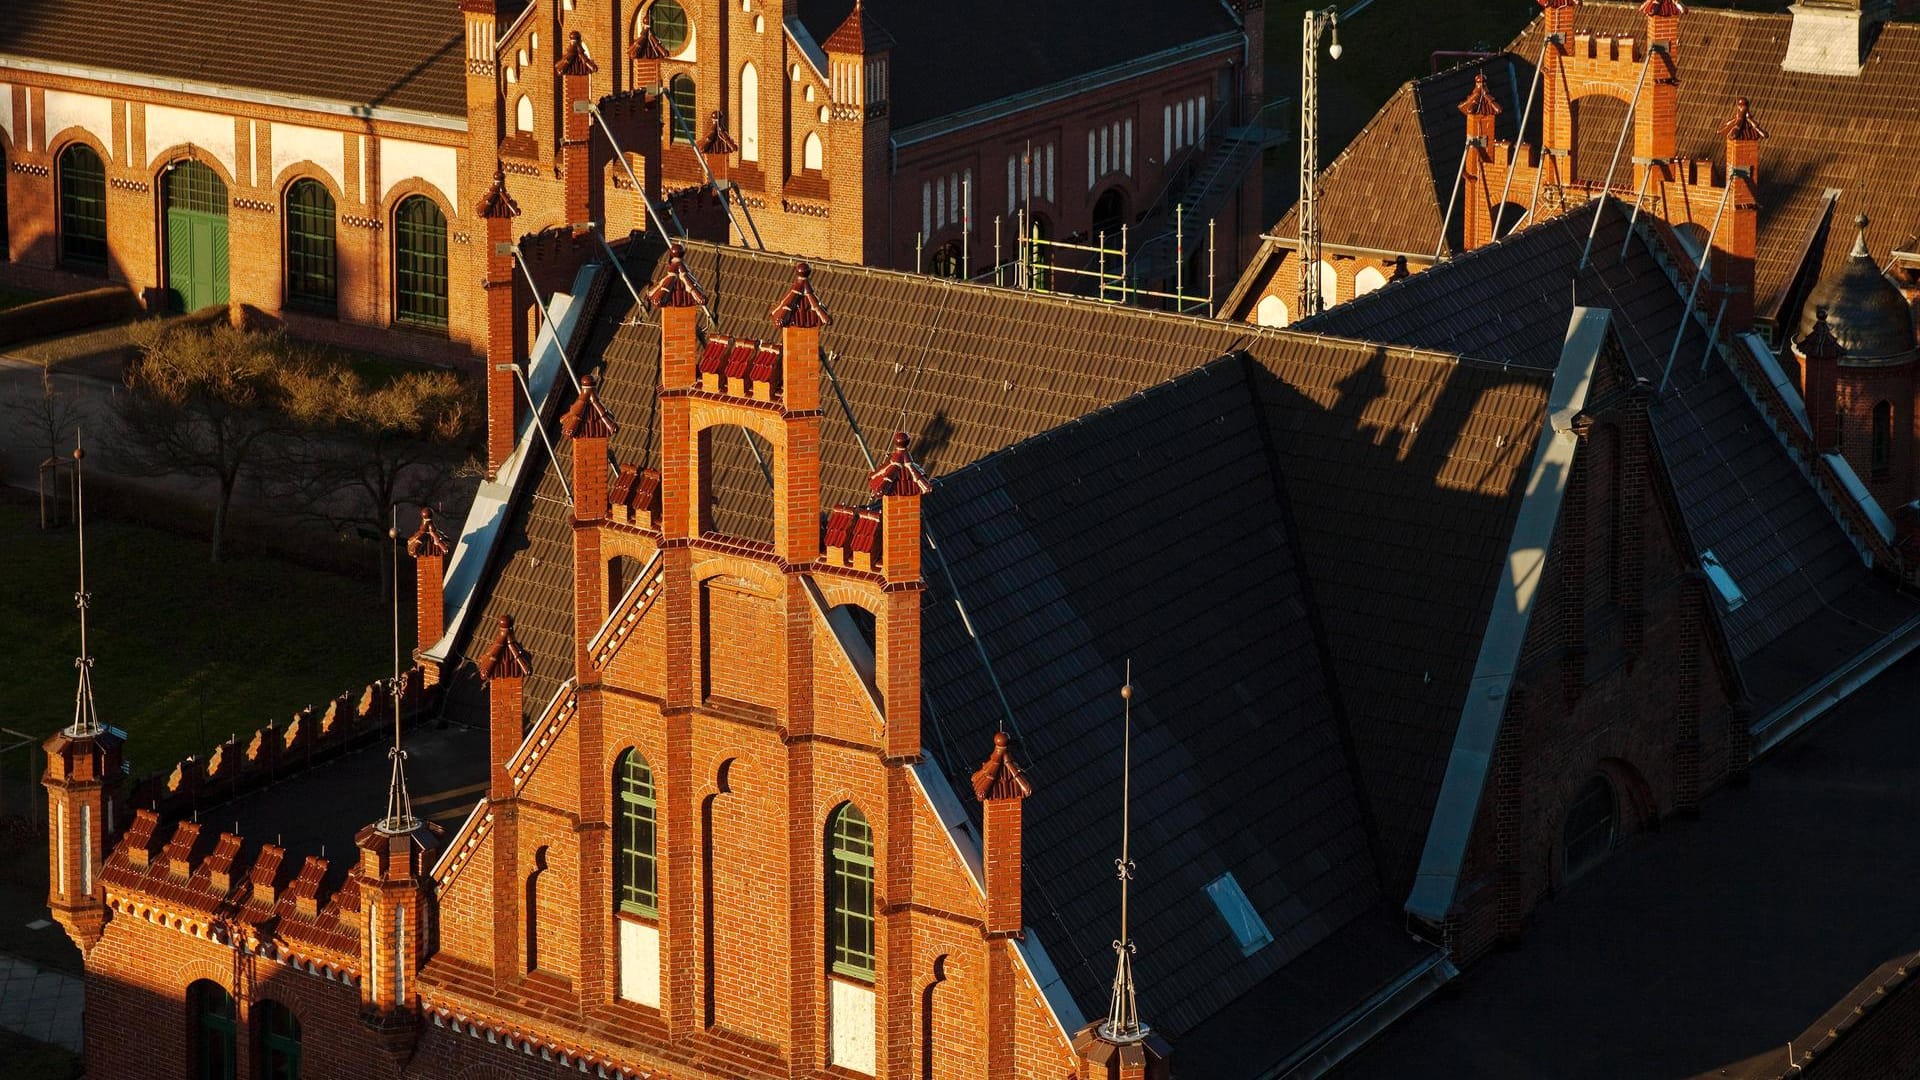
1518;38;1566;231
916;231;924;276
586;223;651;323
1208;219;1217;317
1176;205;1185;307
1434;138;1472;261
512;243;584;395
821;349;875;470
667;96;755;251
500;360;575;506
1699;295;1730;372
1578;46;1655;270
994;215;1003;287
1658;181;1734;395
962;173;971;279
1491;39;1550;241
588;102;688;247
1619;166;1656;261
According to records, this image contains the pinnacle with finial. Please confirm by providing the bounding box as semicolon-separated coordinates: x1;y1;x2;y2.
66;434;103;741
1102;665;1147;1044
378;512;417;835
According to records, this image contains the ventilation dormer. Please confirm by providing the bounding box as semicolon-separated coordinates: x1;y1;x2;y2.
1783;0;1894;76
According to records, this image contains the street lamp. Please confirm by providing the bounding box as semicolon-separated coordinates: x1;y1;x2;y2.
1300;7;1341;318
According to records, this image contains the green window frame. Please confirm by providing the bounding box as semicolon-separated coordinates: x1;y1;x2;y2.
166;160;227;215
58;143;107;270
617;749;659;916
256;1000;301;1080
190;980;237;1080
648;0;690;55
393;195;448;331
828;803;875;981
669;74;697;145
284;179;337;315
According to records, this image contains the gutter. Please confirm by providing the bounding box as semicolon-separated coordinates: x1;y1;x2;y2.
1748;610;1920;758
891;31;1241;149
0;54;468;134
1261;949;1458;1079
1259;234;1429;262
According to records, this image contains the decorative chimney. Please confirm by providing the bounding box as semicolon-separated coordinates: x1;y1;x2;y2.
477;169;523;478
632;19;669;92
1796;307;1847;450
562;374;618;680
971;732;1031;937
646;244;707;541
1719;99;1768;334
555;31;600;228
1458;72;1502;250
1783;0;1893;76
701;111;738;187
478;615;531;801
770;261;828;413
407;508;450;675
869;432;931;760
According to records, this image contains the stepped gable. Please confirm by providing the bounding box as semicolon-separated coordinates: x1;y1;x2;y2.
453;237;1557;1013
1302;201;1920;712
0;0;465;117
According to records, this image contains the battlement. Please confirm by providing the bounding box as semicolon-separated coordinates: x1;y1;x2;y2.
1570;31;1642;63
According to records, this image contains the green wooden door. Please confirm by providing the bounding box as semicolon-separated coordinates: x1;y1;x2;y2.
163;161;229;313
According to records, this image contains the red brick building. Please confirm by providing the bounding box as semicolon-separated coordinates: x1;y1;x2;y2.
0;0;1266;361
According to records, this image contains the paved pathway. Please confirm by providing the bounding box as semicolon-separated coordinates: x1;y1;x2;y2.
0;953;82;1053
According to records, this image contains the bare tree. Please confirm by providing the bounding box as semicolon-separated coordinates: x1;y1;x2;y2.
7;363;85;526
114;322;286;562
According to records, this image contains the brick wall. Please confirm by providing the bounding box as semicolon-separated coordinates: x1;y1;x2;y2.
1834;362;1918;512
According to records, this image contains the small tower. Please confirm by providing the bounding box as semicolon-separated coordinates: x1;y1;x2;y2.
1073;675;1172;1080
1795;306;1847;451
821;0;896;264
407;507;451;681
701;111;738;189
43;441;123;956
868;431;932;759
477;168;524;477
1457;72;1503;250
1718;98;1768;334
562;373;618;681
555;31;601;229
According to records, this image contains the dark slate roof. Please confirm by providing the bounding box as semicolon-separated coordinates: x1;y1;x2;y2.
794;0;1243;129
1345;649;1920;1080
1234;3;1920;326
1302;201;1919;705
450;239;1557;1043
0;0;466;118
917;359;1381;1035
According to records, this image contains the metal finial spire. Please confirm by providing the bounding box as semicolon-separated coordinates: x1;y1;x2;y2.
379;505;418;835
1101;660;1146;1044
66;432;104;740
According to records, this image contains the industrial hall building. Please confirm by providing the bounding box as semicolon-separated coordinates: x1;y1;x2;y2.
39;9;1920;1061
0;0;1268;361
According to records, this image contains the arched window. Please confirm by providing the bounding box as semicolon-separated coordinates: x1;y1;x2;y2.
526;846;549;971
1091;186;1126;241
58;143;107;270
930;240;963;281
827;803;875;981
255;1000;301;1080
1872;400;1894;479
669;74;697;144
1563;775;1616;881
802;131;824;172
393;195;448;331
284;179;336;315
646;0;691;56
739;62;760;163
1256;295;1289;328
617;749;659;916
189;980;237;1080
515;95;535;134
1354;265;1388;298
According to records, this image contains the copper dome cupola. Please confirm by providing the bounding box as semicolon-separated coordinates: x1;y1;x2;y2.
1797;215;1918;365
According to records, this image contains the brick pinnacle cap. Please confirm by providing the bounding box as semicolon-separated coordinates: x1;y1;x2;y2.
633;24;670;61
1638;0;1685;17
476;166;521;220
869;432;932;497
1721;97;1769;141
555;30;599;76
1459;72;1502;117
971;731;1033;801
561;374;619;440
479;615;531;681
1536;0;1582;10
823;0;897;55
406;507;450;560
1797;306;1847;362
645;243;709;309
701;111;740;155
770;261;832;329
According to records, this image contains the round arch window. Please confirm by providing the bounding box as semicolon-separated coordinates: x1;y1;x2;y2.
1563;775;1617;881
647;0;691;56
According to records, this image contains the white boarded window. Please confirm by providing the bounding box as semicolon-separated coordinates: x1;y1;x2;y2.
1198;97;1207;145
1087;131;1095;189
922;181;931;238
1124;118;1133;176
936;177;945;228
740;62;760;162
803;130;823;170
1164;104;1173;160
1046;144;1055;203
515;95;534;133
962;168;972;230
1007;155;1016;215
1205;871;1273;956
1098;126;1108;177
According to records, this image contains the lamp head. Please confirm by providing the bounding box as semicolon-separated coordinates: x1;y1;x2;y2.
1329;39;1343;60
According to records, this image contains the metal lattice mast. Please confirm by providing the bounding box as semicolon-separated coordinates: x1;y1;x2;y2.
66;435;102;740
1299;8;1341;318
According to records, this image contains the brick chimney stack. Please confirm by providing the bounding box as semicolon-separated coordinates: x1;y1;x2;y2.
1719;98;1768;333
407;508;451;677
644;245;707;540
632;20;669;92
479;614;531;801
555;31;600;229
562;374;618;679
477;169;523;477
1638;0;1683;191
1796;306;1847;450
869;432;931;760
769;262;828;564
701;111;738;188
971;732;1031;936
1458;73;1502;249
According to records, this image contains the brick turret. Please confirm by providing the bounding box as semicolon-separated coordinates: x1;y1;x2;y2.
1718;98;1767;333
407;508;451;679
822;1;895;264
354;815;439;1060
1797;306;1847;450
43;725;121;955
478;169;523;477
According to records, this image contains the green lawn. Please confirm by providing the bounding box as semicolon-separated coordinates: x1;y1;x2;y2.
0;499;389;788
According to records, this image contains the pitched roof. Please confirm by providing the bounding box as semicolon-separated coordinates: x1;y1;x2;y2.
450;239;1557;1040
1235;2;1920;325
794;0;1243;129
0;0;466;119
1302;201;1919;707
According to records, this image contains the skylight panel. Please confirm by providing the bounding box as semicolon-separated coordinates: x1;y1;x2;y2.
1205;871;1274;956
1700;549;1746;611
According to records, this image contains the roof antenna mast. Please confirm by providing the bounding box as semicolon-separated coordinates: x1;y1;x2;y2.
1102;661;1146;1042
1300;6;1342;318
67;432;103;740
379;505;417;834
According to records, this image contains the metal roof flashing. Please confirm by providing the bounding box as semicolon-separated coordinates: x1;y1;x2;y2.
423;264;598;667
1406;306;1608;924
